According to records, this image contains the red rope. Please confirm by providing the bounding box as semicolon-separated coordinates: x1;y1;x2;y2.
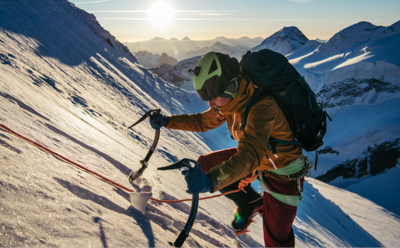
0;123;244;204
0;123;134;192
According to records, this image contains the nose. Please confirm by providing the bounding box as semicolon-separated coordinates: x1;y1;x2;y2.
208;100;216;108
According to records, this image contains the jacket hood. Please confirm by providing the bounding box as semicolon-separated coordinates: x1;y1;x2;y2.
217;77;254;116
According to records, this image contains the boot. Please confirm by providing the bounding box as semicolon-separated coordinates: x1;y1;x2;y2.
219;180;263;231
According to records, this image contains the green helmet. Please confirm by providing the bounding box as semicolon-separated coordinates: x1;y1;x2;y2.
191;52;240;101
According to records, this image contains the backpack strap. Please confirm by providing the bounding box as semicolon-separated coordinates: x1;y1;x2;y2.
240;88;268;131
270;137;303;147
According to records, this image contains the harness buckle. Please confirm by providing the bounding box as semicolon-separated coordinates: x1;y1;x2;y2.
302;156;313;170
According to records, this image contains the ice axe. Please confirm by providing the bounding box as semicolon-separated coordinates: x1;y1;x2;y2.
128;109;161;182
127;109;161;214
158;158;201;247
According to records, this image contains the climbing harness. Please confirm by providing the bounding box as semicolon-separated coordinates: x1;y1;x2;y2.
258;155;313;206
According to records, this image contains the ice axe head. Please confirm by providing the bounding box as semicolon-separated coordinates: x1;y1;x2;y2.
157;158;201;171
128;109;161;129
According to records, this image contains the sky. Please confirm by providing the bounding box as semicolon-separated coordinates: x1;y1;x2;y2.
68;0;400;42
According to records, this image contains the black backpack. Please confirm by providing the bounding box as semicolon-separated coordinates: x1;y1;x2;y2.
240;49;331;166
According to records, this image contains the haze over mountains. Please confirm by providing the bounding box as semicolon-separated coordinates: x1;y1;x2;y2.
1;0;400;246
134;51;179;69
149;26;318;90
124;36;264;62
128;27;324;71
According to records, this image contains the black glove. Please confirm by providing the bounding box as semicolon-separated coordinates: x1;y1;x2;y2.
149;114;169;130
182;167;214;194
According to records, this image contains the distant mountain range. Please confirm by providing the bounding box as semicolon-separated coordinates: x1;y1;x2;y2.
130;27;325;70
134;51;178;69
149;26;321;90
124;36;263;62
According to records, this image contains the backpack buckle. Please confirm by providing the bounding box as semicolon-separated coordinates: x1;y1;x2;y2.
302;156;313;170
279;91;287;96
298;124;306;132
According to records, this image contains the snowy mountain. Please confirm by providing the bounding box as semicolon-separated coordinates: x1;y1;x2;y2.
287;21;400;216
124;37;200;60
124;36;263;61
179;42;249;61
316;139;400;215
252;26;309;54
134;51;178;69
151;26;314;93
150;56;201;91
317;21;400;56
209;36;264;48
1;0;400;247
148;42;251;92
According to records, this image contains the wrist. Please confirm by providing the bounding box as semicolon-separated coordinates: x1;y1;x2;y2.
206;173;215;193
164;116;170;127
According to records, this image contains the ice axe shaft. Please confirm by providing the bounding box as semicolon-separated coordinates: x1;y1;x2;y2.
158;159;201;247
128;109;161;182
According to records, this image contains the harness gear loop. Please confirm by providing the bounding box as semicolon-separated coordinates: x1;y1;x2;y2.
259;155;311;206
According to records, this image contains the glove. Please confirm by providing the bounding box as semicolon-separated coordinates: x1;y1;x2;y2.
149;114;169;130
182;167;214;194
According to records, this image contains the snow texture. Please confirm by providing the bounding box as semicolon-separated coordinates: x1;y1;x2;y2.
0;0;399;247
252;26;309;54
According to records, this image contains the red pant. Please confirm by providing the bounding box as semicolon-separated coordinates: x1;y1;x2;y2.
197;148;297;247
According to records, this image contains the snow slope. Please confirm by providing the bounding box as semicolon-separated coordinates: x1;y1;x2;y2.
0;0;399;247
309;178;400;248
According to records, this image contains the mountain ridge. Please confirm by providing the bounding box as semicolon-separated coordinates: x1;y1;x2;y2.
124;36;263;61
252;26;309;54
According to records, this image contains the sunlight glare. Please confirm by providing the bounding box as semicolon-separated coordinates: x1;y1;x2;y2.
148;2;174;27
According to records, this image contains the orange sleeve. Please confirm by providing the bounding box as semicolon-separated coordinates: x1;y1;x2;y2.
166;107;226;132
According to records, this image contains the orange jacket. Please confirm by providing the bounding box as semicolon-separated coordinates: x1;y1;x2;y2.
166;77;302;192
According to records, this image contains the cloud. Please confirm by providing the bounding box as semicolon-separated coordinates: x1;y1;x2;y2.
190;13;232;16
288;0;312;3
74;0;111;4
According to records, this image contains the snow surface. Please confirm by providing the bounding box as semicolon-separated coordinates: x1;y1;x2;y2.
252;27;309;55
1;0;399;247
288;21;400;221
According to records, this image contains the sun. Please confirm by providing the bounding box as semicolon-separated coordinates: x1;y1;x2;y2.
148;2;174;27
